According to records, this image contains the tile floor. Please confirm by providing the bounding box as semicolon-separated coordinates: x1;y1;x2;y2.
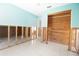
0;39;77;56
0;37;31;49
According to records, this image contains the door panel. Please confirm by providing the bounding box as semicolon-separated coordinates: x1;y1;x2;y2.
48;10;71;45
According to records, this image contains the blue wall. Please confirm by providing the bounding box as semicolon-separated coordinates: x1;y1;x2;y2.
0;4;79;27
0;4;38;27
47;3;79;28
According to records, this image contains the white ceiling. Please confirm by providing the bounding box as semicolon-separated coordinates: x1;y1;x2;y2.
0;0;69;16
13;3;69;16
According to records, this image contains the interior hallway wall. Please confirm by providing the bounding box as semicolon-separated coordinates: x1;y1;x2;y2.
0;4;38;27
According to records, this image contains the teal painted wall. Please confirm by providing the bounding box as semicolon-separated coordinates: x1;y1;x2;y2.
47;3;79;28
0;4;38;27
0;4;79;27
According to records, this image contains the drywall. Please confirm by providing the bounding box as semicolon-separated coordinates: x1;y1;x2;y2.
0;4;38;27
47;3;79;28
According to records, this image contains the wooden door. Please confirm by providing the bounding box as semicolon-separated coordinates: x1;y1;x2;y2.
48;10;71;45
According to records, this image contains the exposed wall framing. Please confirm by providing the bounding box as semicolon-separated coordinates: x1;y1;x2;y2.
0;25;31;50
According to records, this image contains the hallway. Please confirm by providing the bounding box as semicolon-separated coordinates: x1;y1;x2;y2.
0;39;77;56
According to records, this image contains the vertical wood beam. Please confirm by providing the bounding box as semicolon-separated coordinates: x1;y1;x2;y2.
16;26;18;43
43;27;48;44
36;27;38;39
25;27;28;38
22;26;24;39
41;28;43;41
76;29;79;54
68;29;71;50
68;28;77;52
46;28;48;43
8;26;10;46
30;27;32;39
75;29;77;51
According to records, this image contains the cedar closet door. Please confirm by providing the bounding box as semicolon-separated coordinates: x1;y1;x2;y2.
48;10;71;45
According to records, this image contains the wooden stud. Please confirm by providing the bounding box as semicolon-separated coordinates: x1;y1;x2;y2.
75;29;79;53
16;26;18;43
26;27;28;38
68;29;71;50
40;28;45;42
41;28;43;41
75;29;77;50
43;27;48;44
76;29;79;54
36;27;38;39
68;28;77;52
30;27;32;39
21;26;24;39
46;28;48;44
25;27;28;40
8;26;10;46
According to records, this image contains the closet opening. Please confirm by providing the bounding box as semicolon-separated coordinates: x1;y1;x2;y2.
0;25;31;50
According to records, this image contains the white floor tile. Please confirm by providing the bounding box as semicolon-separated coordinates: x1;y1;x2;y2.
0;39;77;56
